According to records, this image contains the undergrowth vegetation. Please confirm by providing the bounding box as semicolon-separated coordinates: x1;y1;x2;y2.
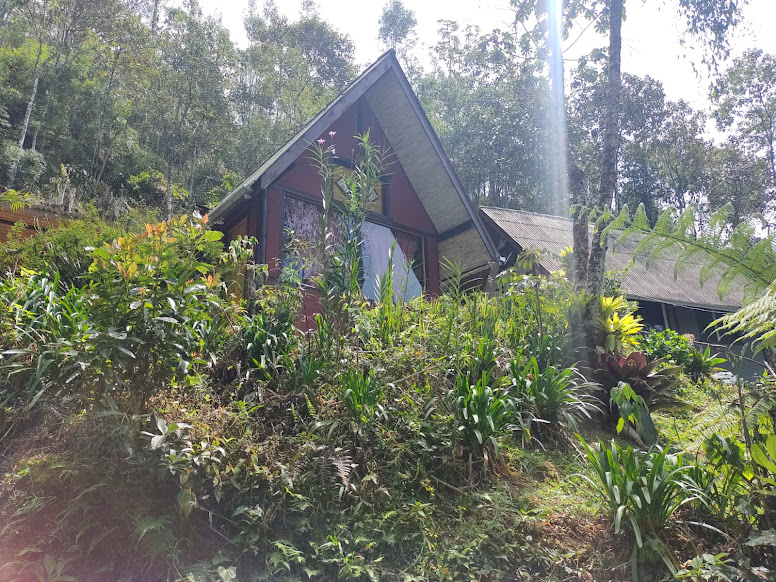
1;149;775;580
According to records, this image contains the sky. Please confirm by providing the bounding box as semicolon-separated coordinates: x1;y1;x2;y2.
198;0;776;115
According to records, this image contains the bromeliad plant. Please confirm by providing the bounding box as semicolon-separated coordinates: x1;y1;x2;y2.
593;352;686;445
596;295;643;352
685;345;727;382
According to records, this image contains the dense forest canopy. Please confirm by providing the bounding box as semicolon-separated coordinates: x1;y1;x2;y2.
0;0;773;228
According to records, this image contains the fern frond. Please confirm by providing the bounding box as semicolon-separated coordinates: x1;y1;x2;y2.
613;203;775;301
713;283;776;352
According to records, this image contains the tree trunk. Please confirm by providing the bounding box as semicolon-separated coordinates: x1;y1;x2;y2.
570;164;589;291
165;160;174;221
7;41;43;188
91;48;121;177
30;89;49;151
585;0;623;353
151;0;160;33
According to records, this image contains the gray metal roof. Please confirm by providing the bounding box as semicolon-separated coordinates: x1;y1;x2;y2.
210;50;498;279
480;206;745;312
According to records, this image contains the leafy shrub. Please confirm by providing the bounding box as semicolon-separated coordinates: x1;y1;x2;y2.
0;217;129;287
0;271;95;408
453;372;514;472
634;328;693;367
686;435;748;523
593;352;686;445
464;337;499;383
1;141;45;189
524;332;566;368
244;282;300;384
1;215;243;410
337;368;385;423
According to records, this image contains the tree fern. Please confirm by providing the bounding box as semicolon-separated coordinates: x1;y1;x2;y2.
605;203;776;302
604;203;776;351
713;282;776;352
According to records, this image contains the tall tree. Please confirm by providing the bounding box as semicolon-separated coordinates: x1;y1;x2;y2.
378;0;417;52
6;0;49;188
582;0;622;353
706;139;770;227
143;2;236;218
712;49;776;227
234;2;355;178
572;0;746;357
417;23;552;213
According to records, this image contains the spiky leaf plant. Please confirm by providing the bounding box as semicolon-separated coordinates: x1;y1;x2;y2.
453;371;514;472
685;346;726;382
592;352;687;445
578;437;701;579
508;356;597;439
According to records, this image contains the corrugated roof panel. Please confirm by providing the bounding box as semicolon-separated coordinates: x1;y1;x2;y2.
481;206;745;311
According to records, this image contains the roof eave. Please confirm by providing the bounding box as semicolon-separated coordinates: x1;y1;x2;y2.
210;51;398;223
389;62;498;262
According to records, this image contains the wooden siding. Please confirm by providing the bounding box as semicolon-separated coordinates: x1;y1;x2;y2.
0;205;62;242
438;228;494;281
365;73;472;235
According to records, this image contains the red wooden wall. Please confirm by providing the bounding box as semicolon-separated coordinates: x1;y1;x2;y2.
225;96;442;294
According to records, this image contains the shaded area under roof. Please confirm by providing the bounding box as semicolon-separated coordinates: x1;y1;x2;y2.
480;206;745;312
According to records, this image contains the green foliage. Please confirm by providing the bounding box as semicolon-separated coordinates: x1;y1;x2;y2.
309;132;389;349
634;329;694;367
0;270;93;408
578;437;700;578
0;214;244;410
751;434;776;490
0;142;45;190
713;282;776;353
608;202;776;305
244;285;300;384
685;346;727;382
337;368;385;424
687;435;750;523
609;201;776;357
595;295;644;352
508;356;596;438
0;217;129;288
453;372;514;471
127;170;187;206
674;553;739;581
712;49;776;216
593;352;686;445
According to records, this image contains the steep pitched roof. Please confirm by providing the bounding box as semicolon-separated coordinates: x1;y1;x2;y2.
211;50;497;279
480;206;745;312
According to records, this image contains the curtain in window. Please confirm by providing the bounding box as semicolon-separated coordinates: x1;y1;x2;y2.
361;221;423;303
